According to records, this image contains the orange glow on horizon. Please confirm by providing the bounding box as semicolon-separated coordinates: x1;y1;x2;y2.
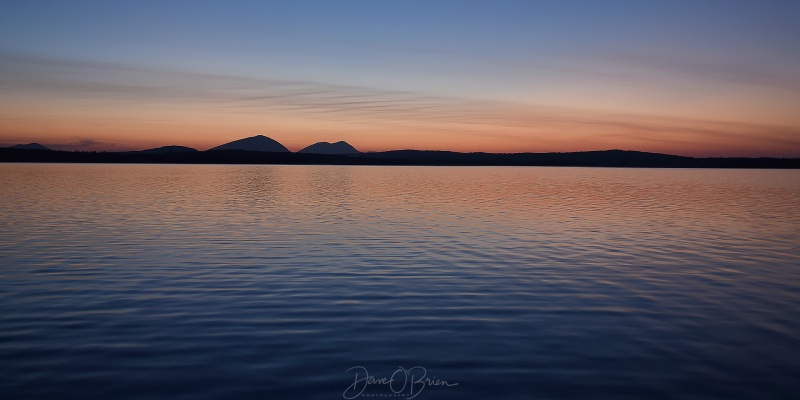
0;69;798;158
2;101;798;158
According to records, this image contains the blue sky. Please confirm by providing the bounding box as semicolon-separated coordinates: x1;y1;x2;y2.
1;0;799;155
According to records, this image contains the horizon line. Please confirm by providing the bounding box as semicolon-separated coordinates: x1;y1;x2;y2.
5;141;800;160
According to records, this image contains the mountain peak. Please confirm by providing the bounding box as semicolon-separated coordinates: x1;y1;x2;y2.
11;143;51;151
299;141;360;155
138;145;198;154
209;135;290;153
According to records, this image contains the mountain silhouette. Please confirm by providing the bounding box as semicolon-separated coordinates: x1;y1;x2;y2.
11;143;50;150
1;143;799;169
209;135;289;152
137;145;198;154
298;141;360;155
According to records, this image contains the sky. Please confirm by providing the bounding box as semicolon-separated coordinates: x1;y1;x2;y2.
1;0;799;156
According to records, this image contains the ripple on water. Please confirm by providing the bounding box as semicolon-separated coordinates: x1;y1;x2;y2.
1;164;799;399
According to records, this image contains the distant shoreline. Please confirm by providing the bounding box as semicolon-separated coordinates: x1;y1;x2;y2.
2;148;799;169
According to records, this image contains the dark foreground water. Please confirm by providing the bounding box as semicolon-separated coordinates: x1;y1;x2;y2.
1;164;799;400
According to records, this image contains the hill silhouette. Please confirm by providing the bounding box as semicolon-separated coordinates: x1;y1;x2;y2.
11;143;50;150
137;145;197;154
1;147;798;168
209;135;289;152
299;141;360;155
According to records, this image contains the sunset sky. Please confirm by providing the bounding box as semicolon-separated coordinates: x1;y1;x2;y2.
1;1;799;156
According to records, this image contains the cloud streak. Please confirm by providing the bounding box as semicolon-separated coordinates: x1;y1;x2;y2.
591;51;800;92
0;52;798;156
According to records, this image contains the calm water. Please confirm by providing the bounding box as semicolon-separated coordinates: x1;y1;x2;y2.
1;164;799;400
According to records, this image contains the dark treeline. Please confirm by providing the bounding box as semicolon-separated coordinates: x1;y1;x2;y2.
1;147;799;168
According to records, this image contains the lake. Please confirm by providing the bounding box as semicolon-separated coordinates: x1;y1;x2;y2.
1;164;799;399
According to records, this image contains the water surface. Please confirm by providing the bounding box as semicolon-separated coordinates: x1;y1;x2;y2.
1;164;799;399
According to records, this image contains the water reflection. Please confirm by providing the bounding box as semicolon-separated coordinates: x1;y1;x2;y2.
0;164;799;399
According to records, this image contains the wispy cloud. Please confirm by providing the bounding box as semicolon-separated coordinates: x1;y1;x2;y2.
0;51;798;156
592;51;800;91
